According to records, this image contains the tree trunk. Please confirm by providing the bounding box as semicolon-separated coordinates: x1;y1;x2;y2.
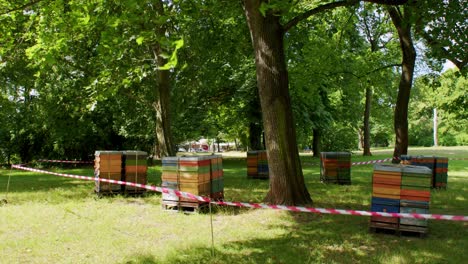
152;0;175;158
363;87;372;156
249;121;263;150
249;88;263;150
312;128;321;158
244;0;312;205
388;5;416;162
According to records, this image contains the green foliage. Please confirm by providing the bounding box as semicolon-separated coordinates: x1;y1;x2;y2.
409;70;467;146
320;122;358;151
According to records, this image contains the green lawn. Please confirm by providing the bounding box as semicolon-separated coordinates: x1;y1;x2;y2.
1;146;467;263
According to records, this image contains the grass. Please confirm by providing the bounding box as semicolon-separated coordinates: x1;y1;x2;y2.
0;146;467;264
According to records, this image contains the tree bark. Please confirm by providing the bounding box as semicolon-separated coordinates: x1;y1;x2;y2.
388;5;416;162
152;0;175;158
249;92;263;150
363;87;372;156
249;121;263;150
244;0;312;205
312;128;321;158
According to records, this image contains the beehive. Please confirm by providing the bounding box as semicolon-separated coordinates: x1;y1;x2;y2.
247;150;269;179
399;165;432;233
370;164;401;230
94;151;123;194
123;151;148;194
433;157;448;189
400;155;448;189
370;164;432;235
161;155;224;211
320;152;351;184
210;155;224;200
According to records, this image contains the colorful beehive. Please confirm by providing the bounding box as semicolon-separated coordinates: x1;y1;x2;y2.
210;155;224;201
433;157;448;189
320;152;351;184
370;164;402;230
123;151;148;194
399;165;432;233
247;150;269;179
370;164;432;235
400;155;448;189
94;151;123;194
161;155;224;211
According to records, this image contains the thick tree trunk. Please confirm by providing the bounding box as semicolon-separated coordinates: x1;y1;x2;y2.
244;0;312;205
249;91;263;150
152;0;175;158
363;87;372;156
312;128;321;158
388;6;416;162
249;121;263;150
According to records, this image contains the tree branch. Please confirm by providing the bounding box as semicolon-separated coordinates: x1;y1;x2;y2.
284;0;408;33
0;0;44;16
419;31;465;70
361;63;401;77
284;1;358;32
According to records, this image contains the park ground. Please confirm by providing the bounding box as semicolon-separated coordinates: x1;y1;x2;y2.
0;146;467;263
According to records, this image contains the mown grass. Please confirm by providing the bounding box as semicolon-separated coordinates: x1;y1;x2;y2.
0;146;467;264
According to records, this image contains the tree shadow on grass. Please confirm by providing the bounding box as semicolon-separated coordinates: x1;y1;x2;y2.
121;212;468;264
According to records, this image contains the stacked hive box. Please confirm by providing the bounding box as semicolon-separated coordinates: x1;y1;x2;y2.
400;155;448;189
433;157;448;188
370;164;401;230
161;155;224;211
94;151;123;194
370;164;432;235
320;152;351;184
247;150;269;179
123;151;148;194
399;165;432;234
210;155;224;200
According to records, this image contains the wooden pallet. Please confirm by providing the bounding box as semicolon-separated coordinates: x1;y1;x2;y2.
370;222;428;238
399;224;428;238
369;221;399;231
162;200;209;213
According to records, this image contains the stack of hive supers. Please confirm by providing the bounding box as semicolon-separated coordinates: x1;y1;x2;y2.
210;155;224;200
94;151;123;194
370;164;402;230
246;151;258;178
161;157;180;203
257;151;269;179
247;150;269;179
433;157;448;189
320;152;351;184
161;156;219;211
399;165;432;234
123;151;148;194
400;155;448;189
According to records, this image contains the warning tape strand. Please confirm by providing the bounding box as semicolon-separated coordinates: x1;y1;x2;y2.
37;159;94;164
10;164;468;222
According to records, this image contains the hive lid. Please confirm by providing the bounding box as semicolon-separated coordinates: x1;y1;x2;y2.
95;150;123;156
373;163;402;173
123;150;148;156
402;165;432;175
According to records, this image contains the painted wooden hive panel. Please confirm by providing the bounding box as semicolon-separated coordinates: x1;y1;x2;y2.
94;151;124;193
320;152;351;184
247;150;268;179
161;155;224;210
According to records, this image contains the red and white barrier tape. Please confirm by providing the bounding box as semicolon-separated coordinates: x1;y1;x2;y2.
10;164;468;222
351;158;394;165
37;159;94;164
